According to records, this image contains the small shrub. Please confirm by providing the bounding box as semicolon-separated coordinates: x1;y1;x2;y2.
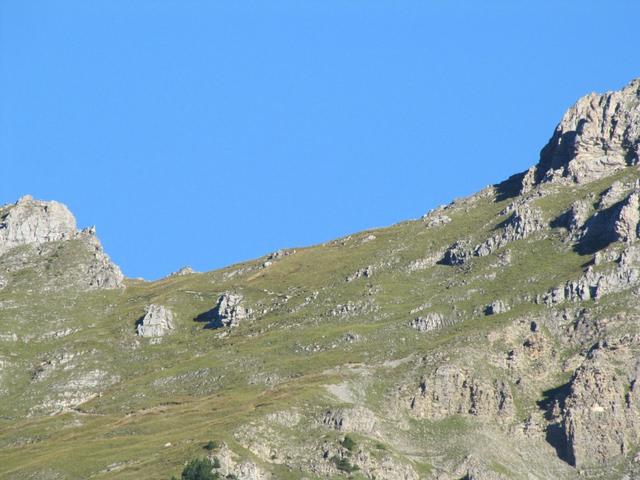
341;435;357;452
204;440;219;451
181;458;218;480
332;456;359;473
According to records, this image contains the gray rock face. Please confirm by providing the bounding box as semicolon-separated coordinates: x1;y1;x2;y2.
346;265;374;282
568;200;591;232
599;180;632;209
215;443;270;480
409;365;514;421
215;292;250;327
558;342;640;467
550;185;640;256
321;406;377;434
475;204;544;257
411;313;444;332
81;231;125;289
136;304;174;337
441;240;472;266
169;266;195;277
486;300;509;315
350;450;419;480
531;78;640;185
0;195;77;256
0;196;124;290
424;214;451;228
441;203;544;265
614;191;640;242
545;244;640;305
502;204;544;239
450;455;511;480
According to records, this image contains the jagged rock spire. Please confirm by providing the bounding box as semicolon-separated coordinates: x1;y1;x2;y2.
525;78;640;187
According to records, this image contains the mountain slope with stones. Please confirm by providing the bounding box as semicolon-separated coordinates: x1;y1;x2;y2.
1;78;640;480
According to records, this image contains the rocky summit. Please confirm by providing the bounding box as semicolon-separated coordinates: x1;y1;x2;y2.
2;79;640;480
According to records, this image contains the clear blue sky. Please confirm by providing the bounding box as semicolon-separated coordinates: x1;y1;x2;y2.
1;1;639;279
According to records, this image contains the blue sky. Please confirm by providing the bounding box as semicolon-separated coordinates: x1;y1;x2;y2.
1;1;639;279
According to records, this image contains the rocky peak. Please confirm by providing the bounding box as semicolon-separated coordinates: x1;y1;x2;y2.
0;195;77;256
526;78;640;186
0;195;124;290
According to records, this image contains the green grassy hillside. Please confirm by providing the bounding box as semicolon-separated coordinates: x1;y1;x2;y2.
3;163;640;479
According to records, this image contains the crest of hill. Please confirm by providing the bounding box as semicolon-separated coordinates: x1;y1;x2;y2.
2;78;640;480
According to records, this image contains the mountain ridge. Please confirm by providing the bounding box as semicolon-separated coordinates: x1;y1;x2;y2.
1;78;640;480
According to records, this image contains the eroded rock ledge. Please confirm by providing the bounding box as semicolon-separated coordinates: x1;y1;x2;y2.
0;195;124;290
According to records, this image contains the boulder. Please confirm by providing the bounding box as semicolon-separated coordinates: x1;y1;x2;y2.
485;300;509;315
441;240;472;265
215;292;250;327
136;304;174;337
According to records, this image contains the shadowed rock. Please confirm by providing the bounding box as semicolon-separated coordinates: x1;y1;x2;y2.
528;78;640;185
136;304;175;338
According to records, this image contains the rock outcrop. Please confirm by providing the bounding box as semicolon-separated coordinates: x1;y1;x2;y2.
599;180;632;209
441;240;472;266
350;450;419;480
557;342;640;467
214;292;250;327
442;203;544;265
475;204;544;257
557;200;591;236
346;265;374;282
411;313;444;332
486;300;509;315
81;230;125;289
169;266;195;276
528;78;640;185
31;369;119;415
7;79;640;479
136;304;175;337
614;190;640;242
0;195;77;256
409;365;514;421
214;443;270;480
321;406;377;434
0;196;124;290
544;243;640;305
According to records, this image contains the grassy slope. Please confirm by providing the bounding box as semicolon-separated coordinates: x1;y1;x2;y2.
0;167;638;479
